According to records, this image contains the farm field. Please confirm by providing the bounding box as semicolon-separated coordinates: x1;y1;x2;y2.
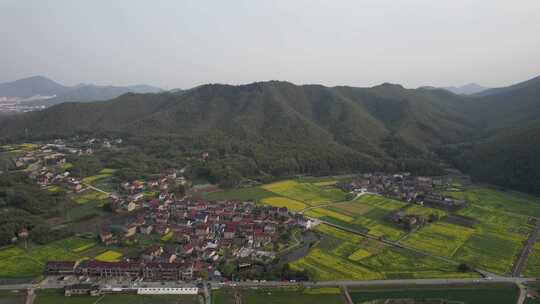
260;197;308;212
212;287;344;304
524;241;540;277
290;224;475;281
81;168;116;192
262;180;346;206
320;195;407;241
349;284;519;304
400;221;474;258
445;187;534;274
447;187;540;218
403;204;447;218
35;290;199;304
95;250;123;262
0;237;96;277
70;189;108;205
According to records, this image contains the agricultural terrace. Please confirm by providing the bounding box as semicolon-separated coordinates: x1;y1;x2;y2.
349;284;519;304
0;237;96;277
262;180;346;206
290;224;476;281
212;286;344;304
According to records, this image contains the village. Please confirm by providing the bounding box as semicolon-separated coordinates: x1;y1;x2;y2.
3;138;540;304
337;172;470;231
8;138;313;293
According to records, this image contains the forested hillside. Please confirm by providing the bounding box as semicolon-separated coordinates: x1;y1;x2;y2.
0;76;539;193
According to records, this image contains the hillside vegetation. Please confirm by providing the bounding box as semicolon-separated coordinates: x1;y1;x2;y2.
1;76;539;193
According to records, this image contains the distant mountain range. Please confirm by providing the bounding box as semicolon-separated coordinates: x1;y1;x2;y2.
1;74;539;194
442;83;489;95
0;76;163;107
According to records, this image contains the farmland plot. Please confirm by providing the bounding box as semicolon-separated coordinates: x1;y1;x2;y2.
262;180;346;206
0;237;95;277
291;224;475;281
261;197;308;212
524;241;540;277
400;221;474;258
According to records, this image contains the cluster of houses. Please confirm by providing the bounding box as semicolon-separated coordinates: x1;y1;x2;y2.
339;172;467;210
49;199;312;281
108;170;185;213
11;138;123;190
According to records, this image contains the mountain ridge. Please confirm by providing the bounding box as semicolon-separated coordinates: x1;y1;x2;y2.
1;75;539;194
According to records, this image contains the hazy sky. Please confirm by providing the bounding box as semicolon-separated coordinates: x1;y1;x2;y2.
1;0;539;89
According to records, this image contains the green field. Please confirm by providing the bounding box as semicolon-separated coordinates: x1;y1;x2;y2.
262;180;346;206
290;224;475;281
36;290;199;304
0;237;96;277
445;187;534;274
212;287;344;304
349;284;519;304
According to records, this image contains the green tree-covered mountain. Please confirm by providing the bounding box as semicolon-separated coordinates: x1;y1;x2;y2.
0;76;539;193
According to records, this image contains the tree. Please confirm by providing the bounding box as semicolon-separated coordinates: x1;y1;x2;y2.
458;263;473;272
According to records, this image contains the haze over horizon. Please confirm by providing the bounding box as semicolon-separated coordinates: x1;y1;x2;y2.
1;0;539;89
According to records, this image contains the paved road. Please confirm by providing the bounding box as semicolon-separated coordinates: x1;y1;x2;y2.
225;277;535;288
512;221;540;276
517;283;527;304
341;285;353;304
25;288;35;304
